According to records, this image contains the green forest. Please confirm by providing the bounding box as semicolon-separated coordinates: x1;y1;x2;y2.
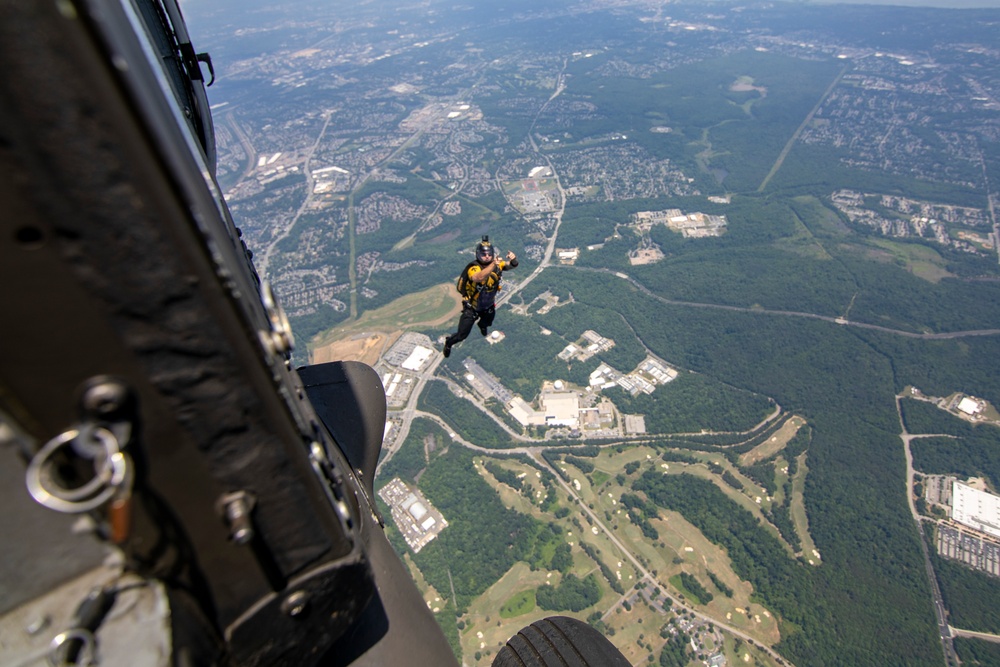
377;418;436;483
535;573;603;612
635;471;939;666
405;239;1000;665
931;548;1000;634
397;230;1000;667
898;398;1000;486
603;374;773;434
511;269;951;666
954;637;1000;667
673;571;713;606
419;381;521;449
410;447;574;612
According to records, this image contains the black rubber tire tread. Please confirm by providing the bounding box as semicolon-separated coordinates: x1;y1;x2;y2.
491;616;632;667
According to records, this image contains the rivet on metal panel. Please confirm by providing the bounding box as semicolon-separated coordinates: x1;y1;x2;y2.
216;491;257;545
281;591;309;618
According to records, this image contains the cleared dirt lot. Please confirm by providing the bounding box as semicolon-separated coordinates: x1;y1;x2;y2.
309;283;462;363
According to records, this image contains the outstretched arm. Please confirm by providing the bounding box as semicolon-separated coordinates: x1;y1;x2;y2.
470;261;497;284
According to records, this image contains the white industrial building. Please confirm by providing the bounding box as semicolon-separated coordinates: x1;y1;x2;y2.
541;390;580;427
383;372;402;397
952;481;1000;539
589;363;620;390
957;396;982;416
506;382;584;429
508;397;547;427
401;345;433;371
378;478;448;553
558;344;578;361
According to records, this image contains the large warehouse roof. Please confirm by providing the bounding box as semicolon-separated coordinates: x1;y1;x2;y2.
952;481;1000;539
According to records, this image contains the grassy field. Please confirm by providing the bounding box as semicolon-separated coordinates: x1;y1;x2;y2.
464;458;618;663
790;451;821;565
442;443;794;665
725;633;783;667
474;460;544;521
672;460;785;541
499;590;536;619
408;437;808;665
773;456;790;506
603;600;667;664
309;282;461;362
572;448;784;641
669;573;709;605
867;238;954;283
740;415;806;466
402;552;447;611
776;196;839;260
461;561;555;662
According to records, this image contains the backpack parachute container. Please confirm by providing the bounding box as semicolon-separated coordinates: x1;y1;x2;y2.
456;261;478;300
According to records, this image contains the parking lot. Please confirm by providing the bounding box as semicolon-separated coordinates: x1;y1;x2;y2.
937;523;1000;576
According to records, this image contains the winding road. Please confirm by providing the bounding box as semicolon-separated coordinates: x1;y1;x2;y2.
580;266;1000;341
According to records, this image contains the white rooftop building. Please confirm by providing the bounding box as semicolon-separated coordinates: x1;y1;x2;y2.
541;391;580;427
558;344;578;360
957;397;982;415
401;345;434;371
508;396;547;427
952;481;1000;539
385;373;402;397
407;498;428;521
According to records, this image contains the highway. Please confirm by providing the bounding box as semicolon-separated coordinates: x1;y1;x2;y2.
496;58;569;305
895;392;958;666
258;110;335;279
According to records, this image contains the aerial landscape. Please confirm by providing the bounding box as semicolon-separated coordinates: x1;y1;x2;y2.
182;0;1000;665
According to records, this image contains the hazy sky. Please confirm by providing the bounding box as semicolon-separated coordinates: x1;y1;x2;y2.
805;0;1000;7
179;0;1000;10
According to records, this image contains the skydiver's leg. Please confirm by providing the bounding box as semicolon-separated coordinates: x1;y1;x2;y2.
444;304;477;356
478;306;496;336
452;305;478;343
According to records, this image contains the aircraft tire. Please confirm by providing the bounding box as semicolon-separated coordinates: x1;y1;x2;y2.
491;615;631;667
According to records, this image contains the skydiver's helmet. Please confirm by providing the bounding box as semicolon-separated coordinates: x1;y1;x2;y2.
476;237;494;265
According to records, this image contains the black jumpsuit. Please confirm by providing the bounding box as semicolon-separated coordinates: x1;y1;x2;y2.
444;258;516;354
